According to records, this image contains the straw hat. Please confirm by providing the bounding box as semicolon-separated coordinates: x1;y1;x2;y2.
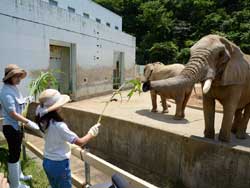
39;89;70;113
3;64;27;81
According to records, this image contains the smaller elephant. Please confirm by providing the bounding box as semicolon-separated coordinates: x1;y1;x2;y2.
142;62;185;114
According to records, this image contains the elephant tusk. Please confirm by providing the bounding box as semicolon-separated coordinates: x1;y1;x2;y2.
203;79;212;94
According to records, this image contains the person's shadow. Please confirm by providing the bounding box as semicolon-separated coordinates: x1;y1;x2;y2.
136;109;189;124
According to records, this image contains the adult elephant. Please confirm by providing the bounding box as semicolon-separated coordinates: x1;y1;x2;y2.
143;34;250;142
142;62;185;113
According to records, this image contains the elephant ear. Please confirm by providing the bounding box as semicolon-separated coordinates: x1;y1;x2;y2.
144;64;154;81
219;37;249;86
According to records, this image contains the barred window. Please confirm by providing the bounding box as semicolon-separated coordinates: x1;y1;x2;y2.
49;0;57;6
68;6;75;13
106;22;111;27
96;18;101;23
83;12;89;18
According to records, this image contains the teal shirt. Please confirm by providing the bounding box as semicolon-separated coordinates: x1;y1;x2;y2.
0;84;26;130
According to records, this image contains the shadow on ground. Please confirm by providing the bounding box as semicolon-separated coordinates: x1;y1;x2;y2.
191;133;250;148
136;109;190;124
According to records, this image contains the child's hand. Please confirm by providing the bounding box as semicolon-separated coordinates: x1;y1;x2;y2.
35;105;48;117
88;123;101;137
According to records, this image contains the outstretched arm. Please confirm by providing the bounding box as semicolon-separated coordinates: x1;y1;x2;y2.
74;133;94;147
73;123;100;147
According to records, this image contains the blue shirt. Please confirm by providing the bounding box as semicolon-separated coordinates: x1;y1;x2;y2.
0;84;26;130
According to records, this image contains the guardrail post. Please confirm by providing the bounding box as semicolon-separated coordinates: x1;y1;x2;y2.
84;147;91;187
22;143;27;160
21;126;27;160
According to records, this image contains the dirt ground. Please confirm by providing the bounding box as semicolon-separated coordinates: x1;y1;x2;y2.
186;84;223;112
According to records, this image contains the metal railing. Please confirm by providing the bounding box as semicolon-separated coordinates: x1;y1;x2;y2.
24;141;158;188
0;118;158;188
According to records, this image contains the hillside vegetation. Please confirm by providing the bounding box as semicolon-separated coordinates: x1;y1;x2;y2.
94;0;250;65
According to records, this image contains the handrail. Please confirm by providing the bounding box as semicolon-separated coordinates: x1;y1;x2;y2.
71;145;158;188
24;141;158;188
24;141;85;188
1;117;158;188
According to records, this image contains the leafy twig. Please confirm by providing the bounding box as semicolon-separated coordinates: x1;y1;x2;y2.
97;79;142;124
22;71;59;117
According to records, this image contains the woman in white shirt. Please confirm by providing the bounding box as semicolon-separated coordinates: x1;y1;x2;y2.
35;89;99;188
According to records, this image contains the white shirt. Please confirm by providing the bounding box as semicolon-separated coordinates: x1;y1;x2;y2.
44;120;78;161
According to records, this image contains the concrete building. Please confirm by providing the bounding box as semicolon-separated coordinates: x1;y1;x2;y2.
0;0;136;99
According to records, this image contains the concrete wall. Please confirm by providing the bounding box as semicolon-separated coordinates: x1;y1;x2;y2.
42;0;122;31
0;0;135;98
52;106;250;188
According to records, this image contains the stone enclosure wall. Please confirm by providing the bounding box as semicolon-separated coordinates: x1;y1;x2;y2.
27;103;250;188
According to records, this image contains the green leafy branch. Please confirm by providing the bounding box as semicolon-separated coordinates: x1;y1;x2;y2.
97;79;142;124
29;71;59;101
22;71;59;117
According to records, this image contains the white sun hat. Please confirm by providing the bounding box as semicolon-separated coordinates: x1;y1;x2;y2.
36;89;70;117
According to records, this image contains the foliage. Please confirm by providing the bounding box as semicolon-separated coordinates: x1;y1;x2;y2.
29;71;59;100
126;79;142;100
149;41;179;64
0;144;49;188
22;71;58;118
97;79;142;123
94;0;250;65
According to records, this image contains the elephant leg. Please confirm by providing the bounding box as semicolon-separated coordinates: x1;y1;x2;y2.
219;97;241;142
160;95;168;113
219;87;242;142
236;104;250;139
181;91;192;118
150;90;158;112
231;109;243;134
219;105;238;142
174;95;185;120
203;94;215;139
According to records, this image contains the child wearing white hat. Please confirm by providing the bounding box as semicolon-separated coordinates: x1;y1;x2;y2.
35;89;100;188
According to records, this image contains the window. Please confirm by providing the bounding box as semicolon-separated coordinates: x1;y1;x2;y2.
96;18;101;23
83;12;89;18
115;26;119;30
106;22;111;27
49;0;58;6
68;6;75;13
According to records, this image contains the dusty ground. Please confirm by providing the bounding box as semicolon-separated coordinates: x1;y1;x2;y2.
186;84;223;112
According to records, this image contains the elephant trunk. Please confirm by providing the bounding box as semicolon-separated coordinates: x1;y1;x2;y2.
181;48;215;93
144;48;215;93
146;75;194;93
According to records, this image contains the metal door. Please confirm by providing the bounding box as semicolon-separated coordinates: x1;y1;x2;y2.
49;45;70;94
113;52;124;89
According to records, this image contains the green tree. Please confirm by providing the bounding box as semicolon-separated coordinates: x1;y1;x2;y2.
94;0;250;64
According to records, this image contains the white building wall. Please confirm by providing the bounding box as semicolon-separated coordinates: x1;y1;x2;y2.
0;0;135;98
42;0;122;31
